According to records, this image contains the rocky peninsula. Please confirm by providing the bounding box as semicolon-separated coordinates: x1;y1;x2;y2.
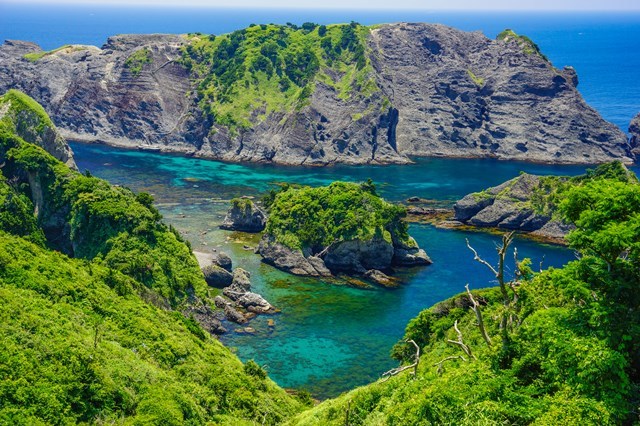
0;23;632;166
451;161;638;243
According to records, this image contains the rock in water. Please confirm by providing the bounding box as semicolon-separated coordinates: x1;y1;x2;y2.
630;113;640;157
0;25;631;165
364;269;398;287
202;264;233;288
220;198;267;232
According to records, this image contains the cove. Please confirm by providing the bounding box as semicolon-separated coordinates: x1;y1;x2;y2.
71;141;584;398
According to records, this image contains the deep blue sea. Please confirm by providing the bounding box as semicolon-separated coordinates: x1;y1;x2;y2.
3;5;639;398
1;5;639;131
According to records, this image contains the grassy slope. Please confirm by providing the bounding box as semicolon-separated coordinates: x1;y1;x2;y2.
180;22;384;134
0;90;302;424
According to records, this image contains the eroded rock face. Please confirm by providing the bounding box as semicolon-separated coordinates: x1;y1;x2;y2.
258;235;332;277
453;173;574;241
220;199;267;232
0;23;632;165
258;232;430;278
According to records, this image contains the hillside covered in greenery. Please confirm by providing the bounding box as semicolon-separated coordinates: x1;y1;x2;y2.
290;168;640;425
181;22;382;134
0;90;302;424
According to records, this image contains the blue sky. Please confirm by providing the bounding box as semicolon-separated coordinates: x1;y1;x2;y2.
6;0;640;10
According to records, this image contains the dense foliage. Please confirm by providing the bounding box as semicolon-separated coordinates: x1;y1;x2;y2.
290;167;640;425
0;90;207;304
180;22;383;133
265;181;409;251
0;91;301;423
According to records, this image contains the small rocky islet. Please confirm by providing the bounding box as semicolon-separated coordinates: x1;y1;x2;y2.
218;183;431;287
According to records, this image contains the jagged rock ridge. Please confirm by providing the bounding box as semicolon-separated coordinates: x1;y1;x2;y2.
0;24;632;165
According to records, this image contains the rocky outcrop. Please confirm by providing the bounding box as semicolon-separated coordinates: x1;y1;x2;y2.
258;232;430;278
202;264;233;288
220;198;267;232
258;235;332;277
215;268;276;325
0;24;632;165
630;113;640;157
212;251;233;271
453;173;573;242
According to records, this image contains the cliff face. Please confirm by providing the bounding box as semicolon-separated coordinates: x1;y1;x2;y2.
0;24;632;165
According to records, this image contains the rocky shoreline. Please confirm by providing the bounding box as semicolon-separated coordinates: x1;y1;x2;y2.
0;23;634;166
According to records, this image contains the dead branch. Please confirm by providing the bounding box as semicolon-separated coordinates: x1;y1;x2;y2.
466;238;498;277
446;320;476;360
465;284;492;347
433;355;466;375
381;339;420;381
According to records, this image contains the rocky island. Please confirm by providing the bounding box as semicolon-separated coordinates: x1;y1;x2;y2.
254;181;431;283
0;23;633;165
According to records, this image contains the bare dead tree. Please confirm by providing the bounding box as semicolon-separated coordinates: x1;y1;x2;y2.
465;284;492;347
466;232;517;343
446;320;476;360
433;355;466;375
381;339;420;381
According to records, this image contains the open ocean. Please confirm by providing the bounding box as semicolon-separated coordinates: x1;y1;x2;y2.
1;5;639;131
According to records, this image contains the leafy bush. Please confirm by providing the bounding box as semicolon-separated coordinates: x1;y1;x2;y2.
265;181;408;252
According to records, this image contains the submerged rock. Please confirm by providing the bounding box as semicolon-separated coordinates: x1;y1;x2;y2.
220;198;267;232
364;269;397;287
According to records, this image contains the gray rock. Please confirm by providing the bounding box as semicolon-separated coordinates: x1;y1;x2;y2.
237;292;274;313
630;113;640;157
453;173;573;241
202;264;233;288
220;199;267;232
258;235;332;277
182;303;227;335
214;295;231;309
363;269;397;287
0;24;631;166
224;305;247;324
324;237;394;273
231;268;252;292
213;251;232;271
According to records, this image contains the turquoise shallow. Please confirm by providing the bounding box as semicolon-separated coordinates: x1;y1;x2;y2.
72;142;583;398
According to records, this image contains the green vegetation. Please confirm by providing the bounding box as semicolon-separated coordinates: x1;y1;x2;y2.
0;90;301;423
290;167;640;425
530;161;636;218
265;180;408;251
497;29;549;62
180;22;382;133
124;47;153;76
22;45;78;62
466;69;485;87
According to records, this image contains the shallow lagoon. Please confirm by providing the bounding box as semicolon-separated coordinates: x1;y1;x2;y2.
72;142;584;398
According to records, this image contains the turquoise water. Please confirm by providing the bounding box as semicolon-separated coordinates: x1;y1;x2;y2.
2;6;639;131
71;142;579;398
